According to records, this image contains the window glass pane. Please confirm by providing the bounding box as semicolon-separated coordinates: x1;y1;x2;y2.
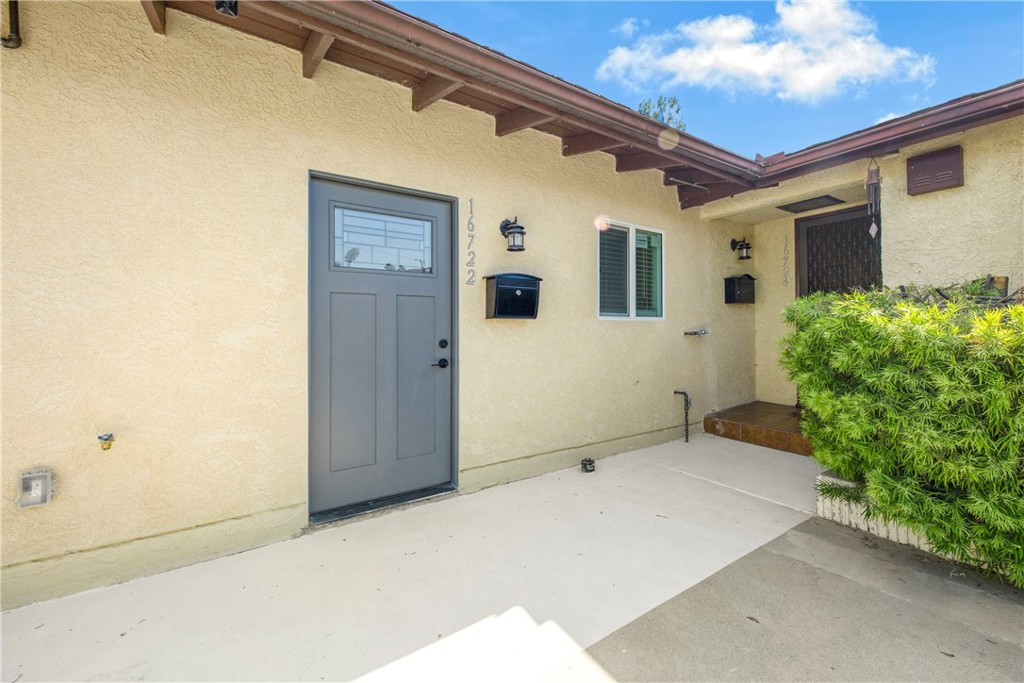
599;227;629;316
635;230;663;317
333;207;432;273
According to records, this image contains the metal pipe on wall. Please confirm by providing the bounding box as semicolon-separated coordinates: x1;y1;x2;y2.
2;0;22;49
674;390;692;443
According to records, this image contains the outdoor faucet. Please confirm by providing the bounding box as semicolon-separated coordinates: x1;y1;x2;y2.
684;328;709;336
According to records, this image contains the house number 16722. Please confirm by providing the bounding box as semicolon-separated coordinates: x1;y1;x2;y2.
466;198;477;285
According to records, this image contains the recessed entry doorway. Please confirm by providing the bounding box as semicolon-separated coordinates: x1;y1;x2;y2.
797;206;882;296
309;175;457;520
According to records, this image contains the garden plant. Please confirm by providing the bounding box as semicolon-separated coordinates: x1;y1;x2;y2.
780;286;1024;586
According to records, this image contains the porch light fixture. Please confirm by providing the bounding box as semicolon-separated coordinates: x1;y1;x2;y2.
499;217;526;252
730;237;751;260
214;0;239;18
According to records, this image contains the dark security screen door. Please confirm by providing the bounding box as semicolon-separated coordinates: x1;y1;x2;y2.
309;176;453;515
797;206;882;296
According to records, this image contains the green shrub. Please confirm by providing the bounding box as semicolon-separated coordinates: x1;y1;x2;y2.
780;288;1024;585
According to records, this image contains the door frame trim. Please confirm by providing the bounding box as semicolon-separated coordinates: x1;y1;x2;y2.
306;170;460;519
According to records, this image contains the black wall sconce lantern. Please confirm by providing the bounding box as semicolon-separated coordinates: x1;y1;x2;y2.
500;217;526;252
214;0;239;18
730;238;752;260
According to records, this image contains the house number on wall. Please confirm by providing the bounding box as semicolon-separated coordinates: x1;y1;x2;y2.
781;235;790;288
465;198;477;285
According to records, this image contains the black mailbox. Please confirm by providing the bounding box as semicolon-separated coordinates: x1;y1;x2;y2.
724;274;756;304
485;273;542;319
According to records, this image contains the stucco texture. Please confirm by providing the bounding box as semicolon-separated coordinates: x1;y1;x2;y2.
879;118;1024;288
704;117;1024;406
2;2;754;607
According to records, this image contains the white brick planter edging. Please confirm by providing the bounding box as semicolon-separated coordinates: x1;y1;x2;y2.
815;473;954;560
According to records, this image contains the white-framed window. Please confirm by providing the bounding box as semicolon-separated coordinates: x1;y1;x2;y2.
598;221;665;319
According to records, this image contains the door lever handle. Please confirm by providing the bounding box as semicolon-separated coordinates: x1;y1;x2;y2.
431;359;449;369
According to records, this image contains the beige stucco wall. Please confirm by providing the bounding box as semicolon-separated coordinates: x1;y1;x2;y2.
1;2;754;608
703;116;1024;407
879;118;1024;287
751;214;800;406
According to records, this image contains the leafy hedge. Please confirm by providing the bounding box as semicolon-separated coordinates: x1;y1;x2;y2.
780;288;1024;586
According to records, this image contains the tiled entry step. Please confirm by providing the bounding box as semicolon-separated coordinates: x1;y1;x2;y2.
704;401;813;456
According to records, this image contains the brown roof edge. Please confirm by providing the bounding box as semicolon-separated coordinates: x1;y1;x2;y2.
282;0;762;179
760;80;1024;183
262;1;1022;195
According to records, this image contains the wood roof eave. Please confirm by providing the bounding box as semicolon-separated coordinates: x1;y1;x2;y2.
759;80;1024;185
148;3;1023;211
269;1;761;179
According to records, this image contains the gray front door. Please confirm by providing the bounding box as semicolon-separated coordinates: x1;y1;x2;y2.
309;176;454;515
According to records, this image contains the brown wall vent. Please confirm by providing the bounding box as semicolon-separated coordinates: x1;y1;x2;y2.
907;146;963;196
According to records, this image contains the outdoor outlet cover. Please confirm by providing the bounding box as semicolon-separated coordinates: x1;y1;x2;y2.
18;469;55;508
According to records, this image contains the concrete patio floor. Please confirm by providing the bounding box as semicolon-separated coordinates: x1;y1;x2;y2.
3;435;1021;682
588;517;1024;682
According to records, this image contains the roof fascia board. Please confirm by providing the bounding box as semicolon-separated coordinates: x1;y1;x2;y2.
204;5;1021;195
761;81;1024;182
272;0;761;181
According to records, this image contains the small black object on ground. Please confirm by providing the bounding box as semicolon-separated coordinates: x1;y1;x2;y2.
581;458;596;473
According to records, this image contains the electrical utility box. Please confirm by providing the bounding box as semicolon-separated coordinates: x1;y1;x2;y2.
485;273;542;319
724;274;756;304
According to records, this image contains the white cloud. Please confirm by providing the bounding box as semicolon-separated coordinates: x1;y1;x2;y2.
612;17;650;39
597;0;936;103
875;112;904;124
612;17;640;38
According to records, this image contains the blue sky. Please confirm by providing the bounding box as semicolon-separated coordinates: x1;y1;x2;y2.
391;1;1024;158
